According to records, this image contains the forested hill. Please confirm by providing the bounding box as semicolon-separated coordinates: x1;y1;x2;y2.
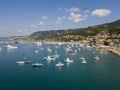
29;19;120;41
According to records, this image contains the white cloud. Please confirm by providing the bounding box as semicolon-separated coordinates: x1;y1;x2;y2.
30;21;46;29
38;22;46;26
54;16;66;24
65;7;80;12
30;24;37;28
41;16;48;19
68;12;86;23
91;9;111;18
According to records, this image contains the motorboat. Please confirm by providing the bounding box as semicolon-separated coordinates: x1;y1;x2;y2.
47;48;52;52
65;58;73;63
35;42;42;45
54;52;59;58
66;48;73;53
32;63;43;67
44;56;56;61
25;61;31;64
94;56;100;60
80;57;85;60
56;62;64;67
16;61;25;64
6;44;17;49
81;59;87;64
35;50;39;54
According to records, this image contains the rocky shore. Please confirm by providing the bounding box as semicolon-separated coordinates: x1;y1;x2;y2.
108;49;120;56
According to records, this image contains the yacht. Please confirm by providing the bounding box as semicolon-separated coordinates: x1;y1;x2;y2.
47;48;52;52
54;52;59;58
35;50;39;54
94;56;100;60
6;44;17;49
0;48;2;51
44;56;56;61
56;62;64;67
16;61;25;64
65;58;73;63
78;48;81;50
81;59;87;64
32;63;43;67
66;48;73;53
36;42;42;45
25;61;31;64
80;57;85;60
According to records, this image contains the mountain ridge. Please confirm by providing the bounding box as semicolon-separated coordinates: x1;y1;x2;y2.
29;19;120;41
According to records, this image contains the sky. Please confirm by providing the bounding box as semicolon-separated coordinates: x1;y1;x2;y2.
0;0;120;37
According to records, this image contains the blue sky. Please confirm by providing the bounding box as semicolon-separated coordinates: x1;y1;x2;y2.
0;0;120;37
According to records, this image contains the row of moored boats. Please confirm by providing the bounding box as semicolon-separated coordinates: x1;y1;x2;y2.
16;57;74;67
16;55;100;68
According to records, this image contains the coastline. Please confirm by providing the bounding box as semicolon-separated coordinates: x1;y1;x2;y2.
41;41;120;57
1;39;120;57
108;49;120;56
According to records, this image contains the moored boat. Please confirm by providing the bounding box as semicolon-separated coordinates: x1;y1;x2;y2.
65;58;73;63
44;56;56;61
81;59;87;64
16;61;25;64
32;63;43;67
94;56;100;60
6;44;17;49
56;62;64;67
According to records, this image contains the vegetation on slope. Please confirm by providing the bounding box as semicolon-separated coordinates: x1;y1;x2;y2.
26;20;120;41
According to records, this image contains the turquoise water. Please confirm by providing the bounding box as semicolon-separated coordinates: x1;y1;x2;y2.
0;42;120;90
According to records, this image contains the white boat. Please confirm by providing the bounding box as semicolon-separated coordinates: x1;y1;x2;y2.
66;48;73;53
47;48;52;52
78;48;81;50
80;57;85;60
36;42;42;45
0;48;2;51
32;63;43;67
44;56;56;61
6;44;17;49
81;59;87;64
79;44;84;47
54;52;59;58
35;50;39;54
25;61;31;64
86;45;92;49
16;61;25;64
58;42;62;45
65;58;73;63
56;62;64;67
54;54;59;58
94;56;100;60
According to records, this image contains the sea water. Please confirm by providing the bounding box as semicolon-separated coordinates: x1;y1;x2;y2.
0;41;120;90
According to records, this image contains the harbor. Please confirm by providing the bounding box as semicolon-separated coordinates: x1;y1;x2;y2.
0;40;120;90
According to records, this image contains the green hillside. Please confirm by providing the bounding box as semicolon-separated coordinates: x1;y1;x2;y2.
29;20;120;41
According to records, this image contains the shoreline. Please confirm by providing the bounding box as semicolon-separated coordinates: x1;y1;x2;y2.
108;49;120;56
0;40;120;57
33;41;120;57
